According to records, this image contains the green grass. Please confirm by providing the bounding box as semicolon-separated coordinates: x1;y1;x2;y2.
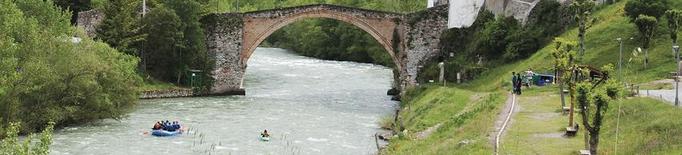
502;88;682;154
382;86;504;154
501;89;585;155
599;97;682;154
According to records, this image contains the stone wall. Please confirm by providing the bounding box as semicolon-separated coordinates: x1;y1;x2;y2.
201;13;247;95
141;89;194;99
401;5;450;85
76;9;104;37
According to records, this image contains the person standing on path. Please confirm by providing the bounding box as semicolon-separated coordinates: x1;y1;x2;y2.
512;72;518;94
516;73;523;95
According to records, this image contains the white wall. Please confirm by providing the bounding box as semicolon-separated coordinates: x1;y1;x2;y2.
448;0;485;28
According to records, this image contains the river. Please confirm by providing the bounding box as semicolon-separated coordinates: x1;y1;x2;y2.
49;48;397;155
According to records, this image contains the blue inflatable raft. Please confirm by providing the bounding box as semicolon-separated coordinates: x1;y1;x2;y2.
151;129;181;137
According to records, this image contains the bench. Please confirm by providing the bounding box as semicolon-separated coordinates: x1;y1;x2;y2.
565;126;577;137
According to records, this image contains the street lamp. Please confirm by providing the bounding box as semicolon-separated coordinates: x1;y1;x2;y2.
674;45;680;106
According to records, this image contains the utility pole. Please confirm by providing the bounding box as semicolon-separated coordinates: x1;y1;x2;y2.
675;45;680;106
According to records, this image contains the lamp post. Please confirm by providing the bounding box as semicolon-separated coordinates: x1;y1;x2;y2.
675;45;680;106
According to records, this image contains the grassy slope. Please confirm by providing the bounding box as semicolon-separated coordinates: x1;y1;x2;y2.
495;2;682;154
385;1;682;154
382;86;503;154
463;1;682;92
599;97;682;154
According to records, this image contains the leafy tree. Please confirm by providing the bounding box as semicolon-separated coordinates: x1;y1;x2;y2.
576;65;621;155
666;9;682;55
0;122;54;154
503;29;540;61
53;0;91;24
96;0;144;56
552;37;579;128
161;0;211;86
1;0;141;133
141;5;184;83
478;16;519;61
634;14;658;68
624;0;669;21
571;0;595;56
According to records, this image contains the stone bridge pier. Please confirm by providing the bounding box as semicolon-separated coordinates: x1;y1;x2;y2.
201;4;450;95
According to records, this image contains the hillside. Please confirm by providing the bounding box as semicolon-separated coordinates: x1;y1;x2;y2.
465;0;682;91
384;1;682;154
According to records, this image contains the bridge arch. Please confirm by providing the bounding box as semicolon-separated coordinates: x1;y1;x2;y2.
240;4;404;69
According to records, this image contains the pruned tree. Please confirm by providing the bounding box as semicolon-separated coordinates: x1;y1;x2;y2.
666;9;682;56
576;65;621;155
552;37;577;123
571;0;595;56
634;14;658;68
625;0;670;22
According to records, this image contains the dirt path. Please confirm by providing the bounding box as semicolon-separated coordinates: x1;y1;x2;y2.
491;93;517;155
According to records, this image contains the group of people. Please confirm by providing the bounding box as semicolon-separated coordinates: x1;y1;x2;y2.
511;68;536;95
511;72;523;95
152;120;181;132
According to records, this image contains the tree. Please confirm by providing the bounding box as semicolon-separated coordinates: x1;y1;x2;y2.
141;5;184;83
571;0;595;56
53;0;91;25
634;15;658;68
1;0;141;134
624;0;670;22
96;0;143;56
161;0;211;86
0;122;54;154
576;65;621;155
552;37;577;115
552;37;578;128
666;9;682;55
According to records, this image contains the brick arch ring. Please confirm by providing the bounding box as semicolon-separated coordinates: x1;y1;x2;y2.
240;8;402;71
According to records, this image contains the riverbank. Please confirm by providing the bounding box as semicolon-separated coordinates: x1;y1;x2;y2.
380;85;504;154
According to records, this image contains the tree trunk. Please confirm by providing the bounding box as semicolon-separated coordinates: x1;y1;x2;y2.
568;82;575;127
558;71;566;108
589;131;600;155
579;18;586;56
645;48;649;68
176;71;182;85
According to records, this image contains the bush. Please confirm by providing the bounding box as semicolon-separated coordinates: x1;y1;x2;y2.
0;122;54;155
1;0;141;133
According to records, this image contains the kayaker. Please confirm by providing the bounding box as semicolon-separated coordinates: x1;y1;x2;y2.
261;130;270;138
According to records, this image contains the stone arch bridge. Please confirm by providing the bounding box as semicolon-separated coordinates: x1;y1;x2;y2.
201;4;450;95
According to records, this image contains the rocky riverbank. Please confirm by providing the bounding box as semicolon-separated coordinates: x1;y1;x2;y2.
140;88;195;99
